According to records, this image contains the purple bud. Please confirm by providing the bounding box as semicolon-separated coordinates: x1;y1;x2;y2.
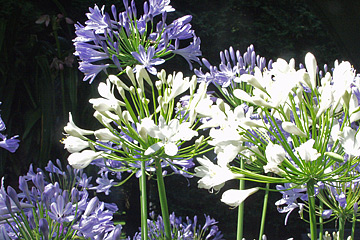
127;6;132;19
219;51;225;65
324;64;328;73
62;190;69;201
123;0;129;10
112;55;122;70
71;188;79;203
319;70;323;79
202;58;211;70
268;59;273;70
249;44;254;52
84;197;99;217
4;195;12;214
111;5;117;21
143;1;149;15
32;172;44;192
238;56;244;68
39;218;49;240
7;186;21;210
236;50;241;62
260;57;266;71
251;51;256;69
224;49;230;64
131;0;137;18
56;159;62;170
243;52;249;65
229;46;236;65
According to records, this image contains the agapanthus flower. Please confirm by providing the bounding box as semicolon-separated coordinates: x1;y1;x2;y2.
74;0;201;83
131;45;165;75
0;160;122;239
133;212;224;240
0;102;19;153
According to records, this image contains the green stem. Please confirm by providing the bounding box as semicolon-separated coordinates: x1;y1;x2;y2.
338;214;346;240
140;161;148;240
258;182;269;240
155;158;171;240
319;201;323;240
351;211;356;240
307;179;317;240
237;159;245;240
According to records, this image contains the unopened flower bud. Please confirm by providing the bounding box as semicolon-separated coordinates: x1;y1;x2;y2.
155;80;162;90
130;86;135;94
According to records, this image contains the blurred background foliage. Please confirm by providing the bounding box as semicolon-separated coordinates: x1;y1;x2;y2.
0;0;356;238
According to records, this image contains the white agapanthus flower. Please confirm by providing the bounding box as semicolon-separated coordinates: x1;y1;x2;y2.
220;187;259;208
194;156;243;192
282;121;307;137
68;150;104;169
263;143;286;175
339;126;360;157
295;139;321;162
141;116;198;156
234;60;304;108
62;136;90;153
94;128;121;142
64;113;94;139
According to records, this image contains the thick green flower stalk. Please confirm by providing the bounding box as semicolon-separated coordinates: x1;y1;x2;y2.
193;52;360;239
62;66;210;239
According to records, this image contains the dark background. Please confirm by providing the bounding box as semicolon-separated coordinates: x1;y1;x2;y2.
1;0;359;239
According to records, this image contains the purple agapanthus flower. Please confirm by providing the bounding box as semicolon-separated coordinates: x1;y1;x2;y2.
131;45;165;75
78;62;109;83
74;0;200;83
0;133;19;153
48;195;74;223
149;0;175;16
90;172;117;195
172;36;201;70
0;160;122;239
134;212;224;240
195;45;270;88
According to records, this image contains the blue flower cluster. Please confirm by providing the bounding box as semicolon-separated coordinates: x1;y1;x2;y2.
74;0;201;83
0;160;122;239
133;212;224;240
195;45;270;87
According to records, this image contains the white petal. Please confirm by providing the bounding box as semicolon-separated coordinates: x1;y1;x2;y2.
164;142;178;156
221;188;259;207
68;150;103;169
64;113;94;139
305;52;317;89
282;121;307;137
144;142;164;155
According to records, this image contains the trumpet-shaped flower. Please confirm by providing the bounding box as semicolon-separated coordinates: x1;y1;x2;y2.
0;134;19;153
295;139;321;162
142;116;198;156
131;45;165;75
62;136;90;153
68;150;104;169
220;187;259;208
194;156;243;192
64;113;94;139
165;72;191;103
339;126;360;157
263;143;286;175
